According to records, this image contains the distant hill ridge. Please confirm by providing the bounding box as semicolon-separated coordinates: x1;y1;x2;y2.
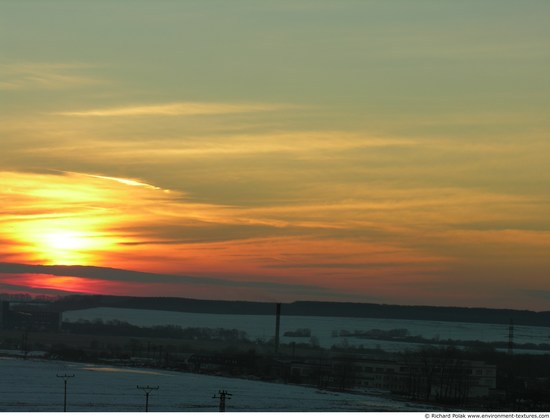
49;294;550;327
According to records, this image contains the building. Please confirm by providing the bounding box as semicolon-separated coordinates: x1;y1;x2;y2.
284;354;496;402
354;356;496;401
0;300;61;332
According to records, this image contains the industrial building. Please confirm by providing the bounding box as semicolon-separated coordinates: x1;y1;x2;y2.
284;354;496;402
0;301;61;332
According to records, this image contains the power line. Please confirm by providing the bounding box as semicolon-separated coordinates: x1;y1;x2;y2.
137;385;159;412
56;373;75;412
213;390;232;412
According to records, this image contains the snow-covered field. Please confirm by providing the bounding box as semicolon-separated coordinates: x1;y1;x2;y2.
0;357;432;412
63;307;550;352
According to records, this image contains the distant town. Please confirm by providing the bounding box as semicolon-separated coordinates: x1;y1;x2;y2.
2;293;550;411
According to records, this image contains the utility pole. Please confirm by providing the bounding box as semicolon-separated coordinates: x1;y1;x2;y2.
137;385;159;412
213;390;232;412
56;374;75;412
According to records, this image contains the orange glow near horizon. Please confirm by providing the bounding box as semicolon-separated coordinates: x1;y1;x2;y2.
0;273;124;295
1;168;550;310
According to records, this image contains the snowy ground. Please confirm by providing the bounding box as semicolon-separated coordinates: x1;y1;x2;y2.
63;307;550;352
0;357;434;412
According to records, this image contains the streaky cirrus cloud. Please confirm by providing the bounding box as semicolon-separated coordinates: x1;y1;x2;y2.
0;62;104;90
65;132;417;160
54;102;300;117
64;171;168;191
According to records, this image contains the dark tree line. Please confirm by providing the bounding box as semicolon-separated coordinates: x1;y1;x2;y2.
63;319;249;342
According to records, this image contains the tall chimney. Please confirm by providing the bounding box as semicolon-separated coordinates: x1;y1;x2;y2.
274;303;281;353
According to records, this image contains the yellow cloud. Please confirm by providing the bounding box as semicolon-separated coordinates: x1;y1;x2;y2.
55;102;297;117
0;171;244;266
28;131;416;159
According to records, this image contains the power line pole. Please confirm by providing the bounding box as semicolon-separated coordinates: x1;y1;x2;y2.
213;390;232;412
137;385;159;412
56;374;75;412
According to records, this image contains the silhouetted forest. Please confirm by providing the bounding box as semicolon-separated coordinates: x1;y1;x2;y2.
47;294;550;327
62;319;250;342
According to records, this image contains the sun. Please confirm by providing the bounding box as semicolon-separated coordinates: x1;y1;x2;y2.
43;231;89;251
36;230;95;265
12;217;113;266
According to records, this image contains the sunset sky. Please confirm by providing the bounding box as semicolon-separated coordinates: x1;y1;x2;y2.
1;1;549;310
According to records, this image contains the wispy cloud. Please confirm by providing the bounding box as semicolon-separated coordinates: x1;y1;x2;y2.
0;62;103;90
55;102;297;117
19;131;416;160
65;171;167;191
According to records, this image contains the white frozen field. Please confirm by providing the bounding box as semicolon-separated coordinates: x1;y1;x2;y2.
63;307;550;352
0;357;433;412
